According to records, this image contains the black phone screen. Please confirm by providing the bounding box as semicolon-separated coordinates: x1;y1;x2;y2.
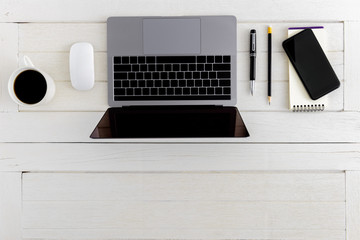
282;29;340;100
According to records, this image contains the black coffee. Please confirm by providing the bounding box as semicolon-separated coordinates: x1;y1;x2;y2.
14;70;47;104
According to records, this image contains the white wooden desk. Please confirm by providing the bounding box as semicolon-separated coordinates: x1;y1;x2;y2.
0;1;360;240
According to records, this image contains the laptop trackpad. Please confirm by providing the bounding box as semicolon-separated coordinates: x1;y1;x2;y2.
143;18;201;55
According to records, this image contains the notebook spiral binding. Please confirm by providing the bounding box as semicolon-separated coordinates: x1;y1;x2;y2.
293;104;325;112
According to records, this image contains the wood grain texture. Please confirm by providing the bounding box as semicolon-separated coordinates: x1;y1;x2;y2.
0;0;359;22
22;172;345;201
1;143;359;171
346;171;360;240
0;172;22;240
0;23;18;112
1;112;359;143
344;21;360;111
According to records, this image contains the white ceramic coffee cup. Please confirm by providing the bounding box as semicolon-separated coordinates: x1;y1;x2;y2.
8;56;55;107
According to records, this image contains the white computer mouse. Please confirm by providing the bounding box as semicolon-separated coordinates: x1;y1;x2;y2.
69;42;95;91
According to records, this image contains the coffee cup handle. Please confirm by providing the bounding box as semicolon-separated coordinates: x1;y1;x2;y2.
20;55;34;68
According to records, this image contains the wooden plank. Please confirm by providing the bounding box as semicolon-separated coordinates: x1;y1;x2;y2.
23;228;345;240
344;21;360;111
0;172;22;240
1;143;359;171
0;23;18;112
1;112;359;142
19;22;344;52
22;201;345;229
22;172;345;201
0;0;358;22
346;171;360;240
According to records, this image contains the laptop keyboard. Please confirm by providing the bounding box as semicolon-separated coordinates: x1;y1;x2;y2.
113;55;232;101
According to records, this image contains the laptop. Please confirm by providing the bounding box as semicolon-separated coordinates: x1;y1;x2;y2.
90;16;249;138
107;16;237;107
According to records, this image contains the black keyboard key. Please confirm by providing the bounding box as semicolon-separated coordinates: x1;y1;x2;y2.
179;80;186;87
165;64;172;71
205;64;212;71
223;55;231;63
156;56;196;63
223;87;231;94
183;88;190;95
136;72;144;80
199;87;206;94
181;64;188;71
114;81;122;88
171;80;178;87
140;64;147;72
144;72;152;80
215;56;222;63
207;88;215;94
173;64;180;71
163;80;170;87
130;56;137;64
161;72;168;79
175;88;182;95
187;80;195;87
114;57;121;64
189;64;196;71
139;80;146;87
151;88;158;95
167;88;174;95
135;88;142;95
156;64;164;71
213;64;231;71
114;64;131;72
169;72;176;79
146;56;155;63
132;64;140;72
191;88;199;95
217;72;231;78
209;72;216;78
211;79;218;86
126;88;134;95
201;72;209;79
193;72;200;79
122;80;130;87
114;88;126;96
148;64;156;72
128;72;135;79
215;87;223;95
195;80;202;87
152;72;160;79
114;72;127;80
196;64;204;71
197;56;206;63
177;72;184;79
219;79;231;86
203;80;210;86
185;72;192;79
155;80;162;87
207;56;214;63
138;56;145;63
130;80;138;87
146;80;154;87
122;56;129;64
159;88;166;95
143;88;150;95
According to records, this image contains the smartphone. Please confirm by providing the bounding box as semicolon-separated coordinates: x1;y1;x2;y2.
282;29;340;100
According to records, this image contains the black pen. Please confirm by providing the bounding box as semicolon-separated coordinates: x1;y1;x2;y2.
250;29;256;95
268;26;272;105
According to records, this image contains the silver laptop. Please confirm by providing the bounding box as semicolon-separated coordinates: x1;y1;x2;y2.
107;16;237;107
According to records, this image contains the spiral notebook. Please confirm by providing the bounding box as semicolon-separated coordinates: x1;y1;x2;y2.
288;27;327;112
